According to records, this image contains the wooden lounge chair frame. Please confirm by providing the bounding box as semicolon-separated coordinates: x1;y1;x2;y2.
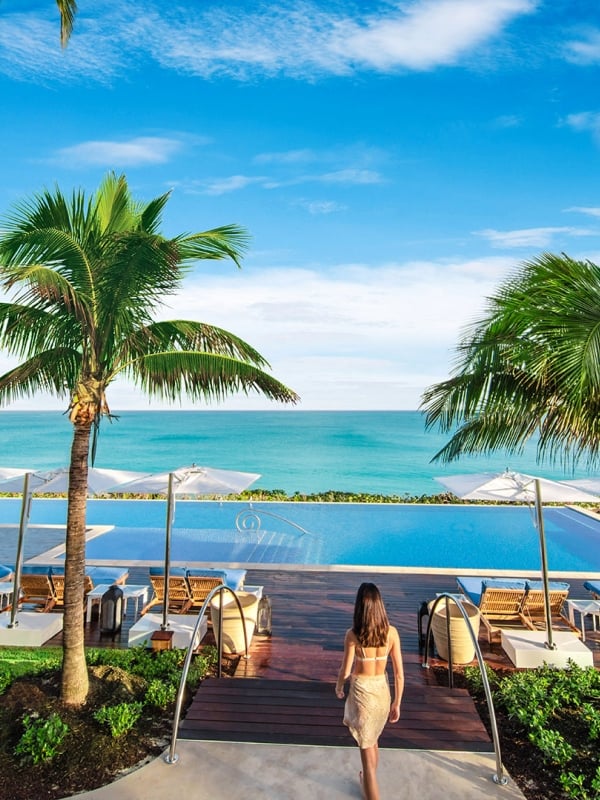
51;574;94;609
187;575;225;613
519;587;579;634
17;572;57;612
476;586;527;644
141;573;192;615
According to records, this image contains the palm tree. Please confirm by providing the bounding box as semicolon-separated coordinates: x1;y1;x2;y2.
421;252;600;466
0;173;299;705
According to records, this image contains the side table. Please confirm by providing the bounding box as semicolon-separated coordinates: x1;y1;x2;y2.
565;598;600;642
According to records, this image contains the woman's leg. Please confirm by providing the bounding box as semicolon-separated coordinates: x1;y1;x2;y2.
359;745;379;800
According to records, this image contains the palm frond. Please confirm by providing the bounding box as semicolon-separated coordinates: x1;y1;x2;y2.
121;321;271;368
124;351;298;404
56;0;77;47
0;348;81;405
176;225;251;268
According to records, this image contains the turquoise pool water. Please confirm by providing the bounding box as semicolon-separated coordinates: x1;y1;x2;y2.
3;499;600;573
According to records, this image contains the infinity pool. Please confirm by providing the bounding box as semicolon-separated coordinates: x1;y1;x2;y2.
2;498;599;573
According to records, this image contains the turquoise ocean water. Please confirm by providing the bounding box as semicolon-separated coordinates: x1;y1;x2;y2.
0;410;595;496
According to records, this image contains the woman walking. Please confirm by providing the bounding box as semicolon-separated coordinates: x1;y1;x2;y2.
335;582;404;800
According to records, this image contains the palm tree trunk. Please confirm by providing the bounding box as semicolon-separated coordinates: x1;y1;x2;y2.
60;421;91;706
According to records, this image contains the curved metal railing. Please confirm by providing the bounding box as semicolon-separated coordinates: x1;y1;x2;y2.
165;584;250;765
422;593;507;787
236;503;312;536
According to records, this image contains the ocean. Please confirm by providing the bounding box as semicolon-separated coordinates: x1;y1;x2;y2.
0;410;595;496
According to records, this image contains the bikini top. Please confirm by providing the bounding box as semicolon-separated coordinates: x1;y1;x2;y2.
355;637;390;663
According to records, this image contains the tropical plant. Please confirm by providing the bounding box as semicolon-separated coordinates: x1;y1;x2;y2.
421;252;600;467
56;0;77;46
0;172;298;706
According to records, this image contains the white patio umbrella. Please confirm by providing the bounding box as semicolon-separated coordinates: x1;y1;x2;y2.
435;470;600;649
110;465;261;629
0;467;150;628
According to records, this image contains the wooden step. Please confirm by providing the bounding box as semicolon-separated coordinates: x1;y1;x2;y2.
180;677;493;752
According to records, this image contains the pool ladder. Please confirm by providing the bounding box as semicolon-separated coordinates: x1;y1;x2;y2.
422;593;508;787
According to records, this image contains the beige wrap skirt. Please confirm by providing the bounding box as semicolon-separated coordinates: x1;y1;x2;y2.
343;674;390;748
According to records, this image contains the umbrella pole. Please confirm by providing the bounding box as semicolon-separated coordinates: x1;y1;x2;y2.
534;479;555;650
9;473;33;629
162;473;175;631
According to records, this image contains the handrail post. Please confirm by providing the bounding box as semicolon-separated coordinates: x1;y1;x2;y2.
422;593;507;786
165;584;250;765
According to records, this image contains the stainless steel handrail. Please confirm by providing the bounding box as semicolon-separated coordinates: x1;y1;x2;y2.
165;584;250;765
422;593;508;786
236;503;312;536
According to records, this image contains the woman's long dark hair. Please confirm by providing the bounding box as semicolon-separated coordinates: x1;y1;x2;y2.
352;582;389;648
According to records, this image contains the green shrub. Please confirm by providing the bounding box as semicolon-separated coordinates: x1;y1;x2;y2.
145;679;177;709
94;702;143;738
15;712;69;765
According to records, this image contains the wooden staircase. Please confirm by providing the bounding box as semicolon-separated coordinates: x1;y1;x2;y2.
180;677;493;752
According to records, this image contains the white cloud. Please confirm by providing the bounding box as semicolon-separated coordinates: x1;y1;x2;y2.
254;149;316;164
562;111;600;144
331;0;537;71
0;254;515;410
203;175;269;196
564;206;600;218
475;226;594;248
54;136;186;167
301;200;346;215
564;29;600;65
0;0;538;83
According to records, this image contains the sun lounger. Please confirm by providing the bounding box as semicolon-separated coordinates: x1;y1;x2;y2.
456;576;527;644
141;567;192;615
519;580;577;633
17;565;58;612
186;570;227;611
186;568;248;611
584;580;600;599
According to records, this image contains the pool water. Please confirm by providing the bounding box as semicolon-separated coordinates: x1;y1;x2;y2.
3;498;600;573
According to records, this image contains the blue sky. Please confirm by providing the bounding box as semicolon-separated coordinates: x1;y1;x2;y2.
1;0;600;411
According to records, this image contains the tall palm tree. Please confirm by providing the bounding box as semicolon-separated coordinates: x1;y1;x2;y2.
0;173;298;705
421;252;600;466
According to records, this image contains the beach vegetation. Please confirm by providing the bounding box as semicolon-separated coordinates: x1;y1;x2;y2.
463;661;600;799
0;173;298;705
0;643;218;799
421;252;600;469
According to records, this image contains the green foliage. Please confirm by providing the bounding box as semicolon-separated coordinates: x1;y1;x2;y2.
485;662;600;798
14;712;69;765
94;702;143;738
529;727;575;766
463;663;498;694
0;648;63;694
145;679;177;709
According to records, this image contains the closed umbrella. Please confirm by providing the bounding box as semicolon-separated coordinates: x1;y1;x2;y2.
435;470;600;649
110;465;261;629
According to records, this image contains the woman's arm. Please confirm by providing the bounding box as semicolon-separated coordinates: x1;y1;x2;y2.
335;629;355;698
388;626;404;723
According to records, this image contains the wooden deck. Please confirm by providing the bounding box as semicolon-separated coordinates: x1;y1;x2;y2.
41;567;600;751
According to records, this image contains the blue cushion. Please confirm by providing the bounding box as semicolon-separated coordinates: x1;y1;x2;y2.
21;564;52;576
186;568;246;590
87;567;128;584
0;564;13;580
149;566;186;577
456;576;484;606
525;580;569;592
584;580;600;595
187;568;226;581
483;578;527;591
